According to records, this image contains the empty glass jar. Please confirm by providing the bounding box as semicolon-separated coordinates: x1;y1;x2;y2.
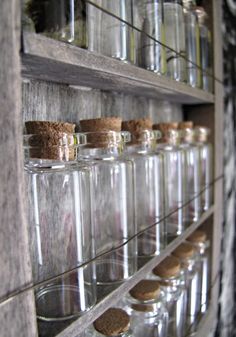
134;0;166;74
164;0;187;82
179;122;202;223
183;0;201;88
153;123;186;238
151;256;186;337
23;0;87;47
79;118;137;285
24;121;96;321
125;280;168;337
122;119;165;257
172;242;201;333
195;126;213;211
87;0;134;63
187;230;210;314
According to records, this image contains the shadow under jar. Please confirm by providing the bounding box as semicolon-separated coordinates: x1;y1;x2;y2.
24;127;96;322
122;119;165;258
151;256;186;337
172;242;201;334
153;123;187;239
124;280;168;337
79;119;137;286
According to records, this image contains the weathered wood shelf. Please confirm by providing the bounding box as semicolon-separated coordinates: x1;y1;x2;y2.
36;206;214;337
21;32;215;105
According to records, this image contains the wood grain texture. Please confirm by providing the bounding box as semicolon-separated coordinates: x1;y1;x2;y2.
21;33;214;105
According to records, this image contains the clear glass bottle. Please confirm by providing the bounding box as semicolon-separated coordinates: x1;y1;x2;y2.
183;0;201;88
187;230;211;314
79;118;137;286
24;121;96;321
86;308;132;336
151;256;187;337
163;0;187;82
194;126;213;211
178;122;202;224
124;280;168;337
153;123;186;239
122;119;165;257
87;0;134;63
134;0;166;74
195;7;213;92
23;0;87;47
172;242;201;333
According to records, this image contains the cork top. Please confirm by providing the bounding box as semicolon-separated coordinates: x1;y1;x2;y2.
80;117;122;132
25;121;76;134
187;230;207;244
129;280;160;301
153;122;178;133
122;118;153;133
153;256;180;278
178;121;194;129
93;308;130;336
195;126;210;142
172;243;195;260
195;7;208;25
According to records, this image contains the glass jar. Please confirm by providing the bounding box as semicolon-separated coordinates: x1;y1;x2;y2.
172;242;201;333
122;119;165;257
187;230;210;314
163;0;187;82
151;256;187;337
183;0;201;88
195;7;213;92
23;0;87;47
79;118;137;286
86;308;132;336
178;122;202;224
124;280;168;337
153;123;187;239
24;121;96;321
134;0;166;74
194;126;213;211
87;0;134;63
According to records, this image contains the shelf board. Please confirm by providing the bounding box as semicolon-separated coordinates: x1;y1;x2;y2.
194;307;216;337
21;33;214;105
36;206;214;337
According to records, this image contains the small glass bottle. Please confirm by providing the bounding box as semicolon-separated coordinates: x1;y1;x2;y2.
86;308;132;336
125;280;168;337
152;256;187;337
122;119;165;257
178;121;202;224
195;7;213;92
183;0;201;88
79;118;137;286
24;121;96;321
23;0;87;47
187;230;210;314
153;123;187;239
134;0;166;74
163;0;187;82
194;126;213;211
172;242;201;333
87;0;134;63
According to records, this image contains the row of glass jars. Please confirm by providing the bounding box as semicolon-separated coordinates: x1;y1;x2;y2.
23;118;213;322
22;0;213;92
85;232;211;337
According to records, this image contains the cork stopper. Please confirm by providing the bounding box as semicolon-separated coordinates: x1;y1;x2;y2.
153;122;179;143
153;256;180;278
129;280;160;301
187;230;207;244
172;243;195;260
178;121;194;129
80;117;122;132
195;7;208;25
25;121;76;160
122;118;153;133
93;308;130;336
195;126;210;142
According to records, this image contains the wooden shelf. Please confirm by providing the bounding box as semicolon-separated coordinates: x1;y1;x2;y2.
21;32;215;105
37;206;214;337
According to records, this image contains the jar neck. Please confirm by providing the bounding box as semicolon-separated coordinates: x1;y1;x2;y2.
127;130;160;152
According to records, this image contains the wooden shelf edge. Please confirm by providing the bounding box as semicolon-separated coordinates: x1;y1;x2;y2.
194;307;217;337
52;206;214;337
21;32;215;105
